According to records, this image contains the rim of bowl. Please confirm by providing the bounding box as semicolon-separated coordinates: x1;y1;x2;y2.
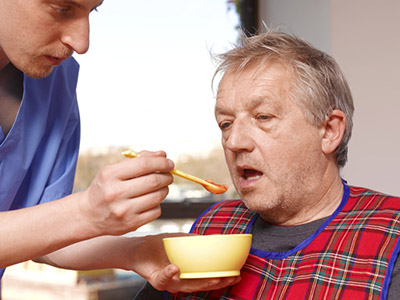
163;233;252;241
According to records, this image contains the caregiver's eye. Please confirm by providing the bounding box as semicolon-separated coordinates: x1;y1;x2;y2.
51;5;72;15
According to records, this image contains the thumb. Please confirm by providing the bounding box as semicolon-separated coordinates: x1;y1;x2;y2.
153;264;180;291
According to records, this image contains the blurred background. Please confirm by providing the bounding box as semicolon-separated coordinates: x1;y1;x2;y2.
3;0;400;299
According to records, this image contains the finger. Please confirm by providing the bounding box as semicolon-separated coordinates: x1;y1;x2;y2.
131;204;163;229
123;186;169;214
121;173;173;199
119;156;175;180
172;278;222;293
138;150;168;158
152;264;180;292
106;199;164;233
169;276;241;293
206;276;241;290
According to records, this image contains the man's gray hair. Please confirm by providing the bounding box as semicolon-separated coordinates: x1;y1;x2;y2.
213;29;354;168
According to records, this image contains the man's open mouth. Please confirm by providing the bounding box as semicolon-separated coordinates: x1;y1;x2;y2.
237;165;263;182
242;169;263;180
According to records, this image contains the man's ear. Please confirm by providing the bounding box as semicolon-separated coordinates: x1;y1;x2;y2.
320;109;346;155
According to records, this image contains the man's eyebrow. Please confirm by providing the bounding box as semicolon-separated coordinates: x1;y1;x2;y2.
215;95;279;116
214;105;227;116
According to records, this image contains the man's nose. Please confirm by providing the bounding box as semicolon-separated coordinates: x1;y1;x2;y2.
61;18;90;55
223;121;254;153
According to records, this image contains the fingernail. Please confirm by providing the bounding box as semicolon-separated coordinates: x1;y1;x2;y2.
168;159;175;169
209;279;220;286
168;264;179;276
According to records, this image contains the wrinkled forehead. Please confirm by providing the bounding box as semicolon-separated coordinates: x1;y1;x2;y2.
215;61;295;114
217;60;294;99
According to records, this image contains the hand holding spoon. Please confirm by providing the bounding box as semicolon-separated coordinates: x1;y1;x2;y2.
121;150;228;194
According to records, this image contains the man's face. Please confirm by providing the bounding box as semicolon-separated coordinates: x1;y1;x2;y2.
0;0;102;78
215;62;329;219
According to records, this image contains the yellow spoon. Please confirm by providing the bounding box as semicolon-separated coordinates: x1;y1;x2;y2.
121;150;228;194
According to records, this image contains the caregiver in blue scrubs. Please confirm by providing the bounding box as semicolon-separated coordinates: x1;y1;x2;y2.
0;0;238;294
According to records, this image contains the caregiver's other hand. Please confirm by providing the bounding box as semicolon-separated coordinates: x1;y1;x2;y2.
130;233;241;293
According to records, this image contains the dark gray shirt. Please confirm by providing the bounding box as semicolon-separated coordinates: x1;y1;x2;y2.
134;216;400;299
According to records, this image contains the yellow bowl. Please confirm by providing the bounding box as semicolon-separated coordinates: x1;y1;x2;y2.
163;234;252;279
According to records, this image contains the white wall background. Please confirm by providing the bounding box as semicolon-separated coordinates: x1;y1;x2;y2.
259;0;400;196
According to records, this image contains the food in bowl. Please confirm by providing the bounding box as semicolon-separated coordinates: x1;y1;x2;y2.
163;234;252;279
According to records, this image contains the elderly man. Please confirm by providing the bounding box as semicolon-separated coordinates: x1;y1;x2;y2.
136;30;400;299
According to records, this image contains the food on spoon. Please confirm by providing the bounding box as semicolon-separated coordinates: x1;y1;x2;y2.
204;179;228;194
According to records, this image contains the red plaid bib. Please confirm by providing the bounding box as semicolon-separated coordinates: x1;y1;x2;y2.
167;184;400;299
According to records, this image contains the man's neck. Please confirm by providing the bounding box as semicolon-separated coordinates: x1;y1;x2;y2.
260;175;344;226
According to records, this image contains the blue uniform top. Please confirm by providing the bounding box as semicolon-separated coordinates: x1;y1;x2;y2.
0;57;81;280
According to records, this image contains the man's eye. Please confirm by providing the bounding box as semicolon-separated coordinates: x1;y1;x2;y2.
256;114;272;121
219;121;231;130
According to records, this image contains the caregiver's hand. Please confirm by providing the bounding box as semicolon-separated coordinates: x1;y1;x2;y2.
129;233;241;293
79;150;174;236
